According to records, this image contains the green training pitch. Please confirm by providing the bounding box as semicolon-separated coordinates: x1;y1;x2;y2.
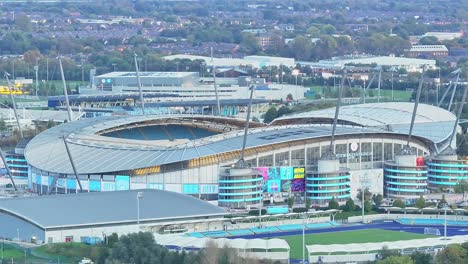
282;229;433;259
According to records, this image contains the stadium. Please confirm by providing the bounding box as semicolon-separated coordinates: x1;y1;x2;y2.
24;102;458;205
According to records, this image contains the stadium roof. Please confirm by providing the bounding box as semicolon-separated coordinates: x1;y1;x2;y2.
24;103;455;174
272;103;456;145
0;189;225;229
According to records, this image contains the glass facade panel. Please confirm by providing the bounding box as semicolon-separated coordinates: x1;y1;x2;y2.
258;155;273;167
275;151;290;166
291;149;305;166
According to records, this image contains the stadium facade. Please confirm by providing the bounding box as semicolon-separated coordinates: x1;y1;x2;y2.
23;103;459;205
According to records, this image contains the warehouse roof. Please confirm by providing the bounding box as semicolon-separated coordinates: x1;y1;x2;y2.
0;189;226;229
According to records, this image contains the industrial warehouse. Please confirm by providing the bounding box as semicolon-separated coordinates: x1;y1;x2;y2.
22;102;464;207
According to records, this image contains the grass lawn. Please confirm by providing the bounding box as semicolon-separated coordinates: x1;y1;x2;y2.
282;229;433;259
2;243;24;258
1;243;49;263
34;242;108;263
306;86;412;102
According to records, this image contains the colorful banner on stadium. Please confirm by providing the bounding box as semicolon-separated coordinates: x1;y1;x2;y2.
280;167;294;180
267;180;281;193
256;167;268;180
293;167;305;179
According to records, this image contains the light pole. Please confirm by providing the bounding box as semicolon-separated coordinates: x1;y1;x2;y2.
34;59;39;97
137;191;144;226
81;57;85;83
302;212;306;264
361;174;370;223
391;67;394;102
443;203;448;239
257;180;264;228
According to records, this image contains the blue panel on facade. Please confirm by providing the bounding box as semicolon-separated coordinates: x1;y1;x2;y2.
67;179;76;189
48;176;54;186
56;178;66;188
280;167;294;180
102;181;116;191
147;183;164;190
89;180;101;191
201;184;218;194
35;174;41;184
183;184;199;194
115;175;130;191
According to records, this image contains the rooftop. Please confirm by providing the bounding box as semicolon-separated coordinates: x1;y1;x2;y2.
410;45;448;52
96;71;197;78
0;189;225;228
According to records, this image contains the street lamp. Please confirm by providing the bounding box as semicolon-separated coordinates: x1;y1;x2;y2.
137;191;144;226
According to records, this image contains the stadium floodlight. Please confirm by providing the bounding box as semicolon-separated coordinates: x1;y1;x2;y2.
406;66;426;148
4;72;23;138
62;135;83;192
134;53;145;115
58;58;73;122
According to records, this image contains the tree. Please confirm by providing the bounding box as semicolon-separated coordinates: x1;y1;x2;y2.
276;106;292;117
251;116;259;122
240;33;260;54
328;197;339;210
373;194;384;207
305;197;311;211
378;246;400;260
0;118;6;132
263;107;278;123
411;251;433;264
290;35;313;60
415;196;426;209
378;255;414;264
435;245;465;264
356;188;372;202
393;199;405;208
454;180;468;203
106;232;174;264
306;26;320;38
14;14;32;32
419;36;440;45
438;195;448;209
344;198;355;212
364;200;372;212
287;197;294;209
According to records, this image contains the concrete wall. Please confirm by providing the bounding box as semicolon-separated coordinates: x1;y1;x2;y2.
350;168;384;199
348;213;468;223
45;224;140;244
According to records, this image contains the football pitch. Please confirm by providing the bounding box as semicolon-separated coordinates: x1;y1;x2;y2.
282;228;433;259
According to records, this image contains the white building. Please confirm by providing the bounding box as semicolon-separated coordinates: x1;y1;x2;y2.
299;55;436;72
163;55;296;68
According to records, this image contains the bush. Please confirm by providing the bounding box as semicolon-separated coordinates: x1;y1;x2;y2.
343;198;355;212
292;207;308;213
248;209;267;216
328;197;339;210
